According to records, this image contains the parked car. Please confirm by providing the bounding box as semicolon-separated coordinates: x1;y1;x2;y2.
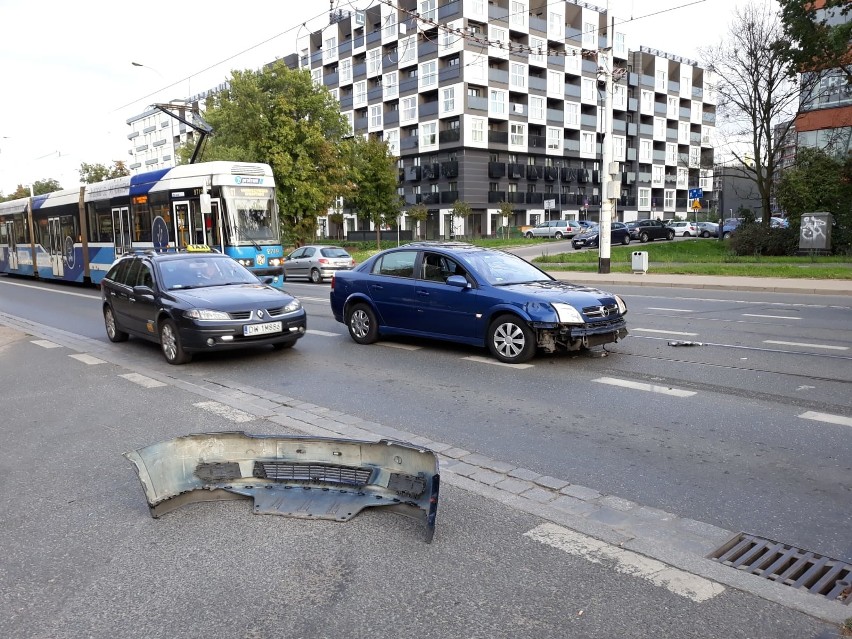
571;222;631;249
101;247;306;364
697;222;719;238
668;221;700;237
524;219;583;239
721;218;742;239
625;219;676;243
283;245;355;283
329;242;628;365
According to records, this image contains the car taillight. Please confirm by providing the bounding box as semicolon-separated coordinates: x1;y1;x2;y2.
330;274;335;289
319;258;329;264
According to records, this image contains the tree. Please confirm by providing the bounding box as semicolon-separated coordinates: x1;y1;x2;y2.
450;200;473;238
79;161;130;184
407;203;429;239
498;201;514;238
200;61;351;246
347;136;400;250
776;146;852;251
778;0;852;83
701;3;817;228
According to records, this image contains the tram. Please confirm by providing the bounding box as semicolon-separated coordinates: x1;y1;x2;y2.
0;161;285;287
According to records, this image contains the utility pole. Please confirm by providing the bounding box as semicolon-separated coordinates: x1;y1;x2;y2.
598;17;617;274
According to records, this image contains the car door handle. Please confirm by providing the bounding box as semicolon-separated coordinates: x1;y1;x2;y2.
417;290;429;296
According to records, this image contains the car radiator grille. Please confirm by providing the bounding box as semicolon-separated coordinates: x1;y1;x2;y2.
228;311;252;320
253;461;373;487
582;303;619;319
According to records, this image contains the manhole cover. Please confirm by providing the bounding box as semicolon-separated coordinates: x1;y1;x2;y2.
709;533;851;605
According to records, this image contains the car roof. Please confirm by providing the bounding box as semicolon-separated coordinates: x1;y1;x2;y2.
118;249;229;263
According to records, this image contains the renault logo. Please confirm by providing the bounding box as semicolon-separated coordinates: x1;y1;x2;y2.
256;309;265;319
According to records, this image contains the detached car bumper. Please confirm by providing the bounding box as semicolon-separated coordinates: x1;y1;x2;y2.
124;432;440;542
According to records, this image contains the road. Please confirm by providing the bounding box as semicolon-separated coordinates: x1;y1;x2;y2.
0;273;850;637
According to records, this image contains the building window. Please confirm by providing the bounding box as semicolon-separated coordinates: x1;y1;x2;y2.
654;117;666;139
368;49;381;76
443;87;455;112
639;188;651;208
510;122;526;146
421;122;437;146
666;142;677;165
581;131;595;154
641;90;654;113
510;62;526;90
582;21;596;48
490;88;507;115
401;96;417;121
354;81;367;107
564;102;579;126
667;96;679;119
383;72;398;99
566;47;581;74
370;104;382;128
613;135;625;161
548;69;563;95
664;189;675;209
420;60;437;88
656;70;667;92
399;36;416;65
547;127;561;150
640;139;652;162
529;96;544;120
471;117;485;142
582;77;596;103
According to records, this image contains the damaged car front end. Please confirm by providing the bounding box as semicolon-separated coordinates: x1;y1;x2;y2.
124;432;440;542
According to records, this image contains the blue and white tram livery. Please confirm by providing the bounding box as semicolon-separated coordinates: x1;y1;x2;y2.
0;161;286;287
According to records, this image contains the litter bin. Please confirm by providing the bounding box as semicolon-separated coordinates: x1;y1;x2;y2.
632;251;648;274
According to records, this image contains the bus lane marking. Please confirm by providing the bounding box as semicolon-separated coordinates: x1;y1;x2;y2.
31;340;62;349
647;307;694;313
632;328;699;336
524;523;725;603
306;329;340;337
593;377;696;397
763;340;848;351
742;314;801;320
376;342;423;351
194;401;256;423
69;353;106;365
120;373;167;388
799;411;852;429
463;355;534;369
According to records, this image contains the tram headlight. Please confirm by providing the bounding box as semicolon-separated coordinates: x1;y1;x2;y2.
237;258;254;267
269;257;282;267
185;309;230;321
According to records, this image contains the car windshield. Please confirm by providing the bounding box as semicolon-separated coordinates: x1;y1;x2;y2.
464;251;551;285
159;258;260;290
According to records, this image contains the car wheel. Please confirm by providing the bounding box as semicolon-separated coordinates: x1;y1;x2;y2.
487;314;535;364
684;232;691;237
159;319;191;365
310;268;323;284
103;306;128;343
525;232;534;239
639;232;650;243
701;231;709;238
554;232;564;239
347;303;379;345
621;235;630;245
723;231;731;239
271;341;294;351
667;231;675;240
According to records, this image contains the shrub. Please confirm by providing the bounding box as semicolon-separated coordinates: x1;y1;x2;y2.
728;225;798;256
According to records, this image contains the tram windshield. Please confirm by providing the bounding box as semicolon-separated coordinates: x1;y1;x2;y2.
223;186;280;244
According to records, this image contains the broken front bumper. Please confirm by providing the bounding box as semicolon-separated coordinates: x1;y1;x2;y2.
124;432;440;542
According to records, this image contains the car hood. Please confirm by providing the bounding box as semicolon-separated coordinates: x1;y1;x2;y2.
496;280;618;304
171;283;292;308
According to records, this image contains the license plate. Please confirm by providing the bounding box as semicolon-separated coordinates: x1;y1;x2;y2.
243;321;282;336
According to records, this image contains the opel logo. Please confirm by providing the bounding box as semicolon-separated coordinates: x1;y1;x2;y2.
256;309;265;319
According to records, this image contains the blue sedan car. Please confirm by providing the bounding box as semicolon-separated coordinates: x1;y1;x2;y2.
329;242;628;364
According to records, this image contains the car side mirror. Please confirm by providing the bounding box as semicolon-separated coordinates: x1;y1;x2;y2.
259;276;276;285
446;275;470;289
133;285;155;299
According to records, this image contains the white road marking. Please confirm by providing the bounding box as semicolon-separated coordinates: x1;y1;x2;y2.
796;385;815;391
463;355;534;369
594;377;696;397
31;340;61;349
194;401;256;423
306;329;340;337
647;307;694;313
69;353;105;365
742;314;801;320
632;328;699;336
0;280;98;299
120;373;167;388
377;342;422;351
524;523;725;603
763;340;848;351
799;411;852;428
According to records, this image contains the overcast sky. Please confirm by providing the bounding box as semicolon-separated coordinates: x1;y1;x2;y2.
0;0;776;196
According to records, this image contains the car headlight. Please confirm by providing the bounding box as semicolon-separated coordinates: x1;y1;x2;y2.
283;299;302;313
551;302;585;324
184;309;231;320
615;294;627;315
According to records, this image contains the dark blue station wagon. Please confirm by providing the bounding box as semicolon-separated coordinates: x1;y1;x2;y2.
329;242;628;364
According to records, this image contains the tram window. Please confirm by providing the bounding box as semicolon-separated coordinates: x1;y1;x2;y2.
134;204;153;242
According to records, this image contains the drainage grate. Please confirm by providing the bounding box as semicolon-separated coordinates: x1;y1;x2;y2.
709;533;851;605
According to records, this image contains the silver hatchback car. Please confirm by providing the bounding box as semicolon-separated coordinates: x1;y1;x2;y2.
283;245;355;283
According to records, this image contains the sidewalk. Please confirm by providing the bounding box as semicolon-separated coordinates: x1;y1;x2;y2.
547;270;852;295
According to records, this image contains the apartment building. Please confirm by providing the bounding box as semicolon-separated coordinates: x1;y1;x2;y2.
294;0;716;238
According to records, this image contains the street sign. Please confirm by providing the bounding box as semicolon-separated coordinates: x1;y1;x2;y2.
692;199;702;210
689;188;704;200
544;199;555;209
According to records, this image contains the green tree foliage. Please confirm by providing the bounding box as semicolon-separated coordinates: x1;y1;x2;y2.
201;61;350;246
79;161;130;184
451;200;473;238
776;147;852;253
347;136;401;249
0;178;64;202
407;203;429;239
778;0;852;82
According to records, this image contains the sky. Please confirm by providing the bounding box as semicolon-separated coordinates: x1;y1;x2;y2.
0;0;776;197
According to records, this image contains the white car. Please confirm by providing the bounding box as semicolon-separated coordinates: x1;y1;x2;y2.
668;221;700;237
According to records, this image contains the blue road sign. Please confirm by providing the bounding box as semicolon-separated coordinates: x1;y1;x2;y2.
689;188;704;199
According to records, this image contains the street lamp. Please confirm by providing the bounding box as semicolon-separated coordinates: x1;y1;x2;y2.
131;61;163;78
